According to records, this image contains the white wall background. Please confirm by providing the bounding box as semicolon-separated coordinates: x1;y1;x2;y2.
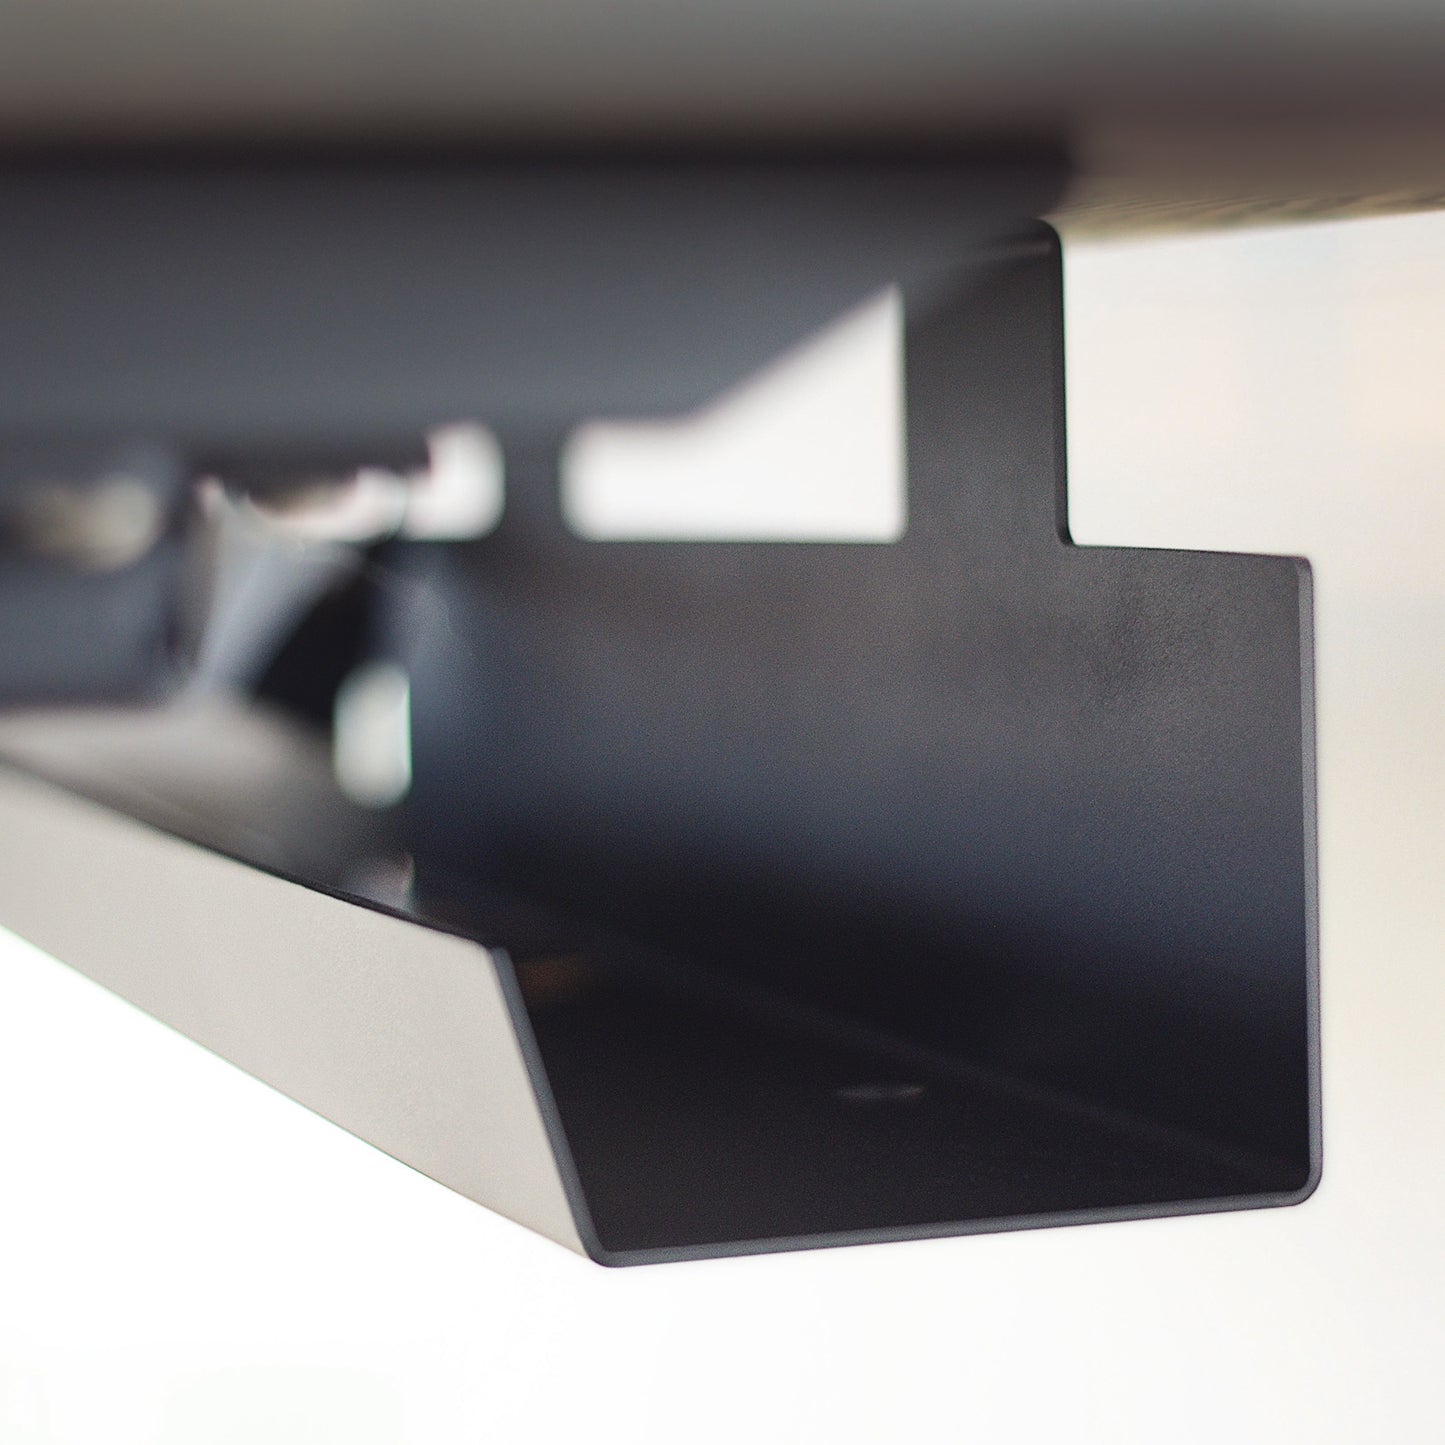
2;210;1443;1443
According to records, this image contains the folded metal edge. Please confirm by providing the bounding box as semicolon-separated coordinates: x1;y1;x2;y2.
0;763;591;1257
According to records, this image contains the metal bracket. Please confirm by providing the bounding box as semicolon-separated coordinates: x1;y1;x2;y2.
0;159;1318;1262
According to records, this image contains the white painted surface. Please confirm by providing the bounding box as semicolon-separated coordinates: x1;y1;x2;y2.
2;211;1444;1442
563;287;905;543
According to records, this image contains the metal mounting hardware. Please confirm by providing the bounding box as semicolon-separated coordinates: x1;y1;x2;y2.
0;158;1317;1262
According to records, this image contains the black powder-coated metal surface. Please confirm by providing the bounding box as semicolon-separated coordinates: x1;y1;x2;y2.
0;157;1316;1257
518;960;1283;1257
396;221;1317;1255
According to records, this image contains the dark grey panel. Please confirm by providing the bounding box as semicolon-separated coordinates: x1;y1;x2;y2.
0;156;1062;439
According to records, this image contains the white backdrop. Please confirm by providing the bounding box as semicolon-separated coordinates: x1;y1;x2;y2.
2;211;1443;1443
